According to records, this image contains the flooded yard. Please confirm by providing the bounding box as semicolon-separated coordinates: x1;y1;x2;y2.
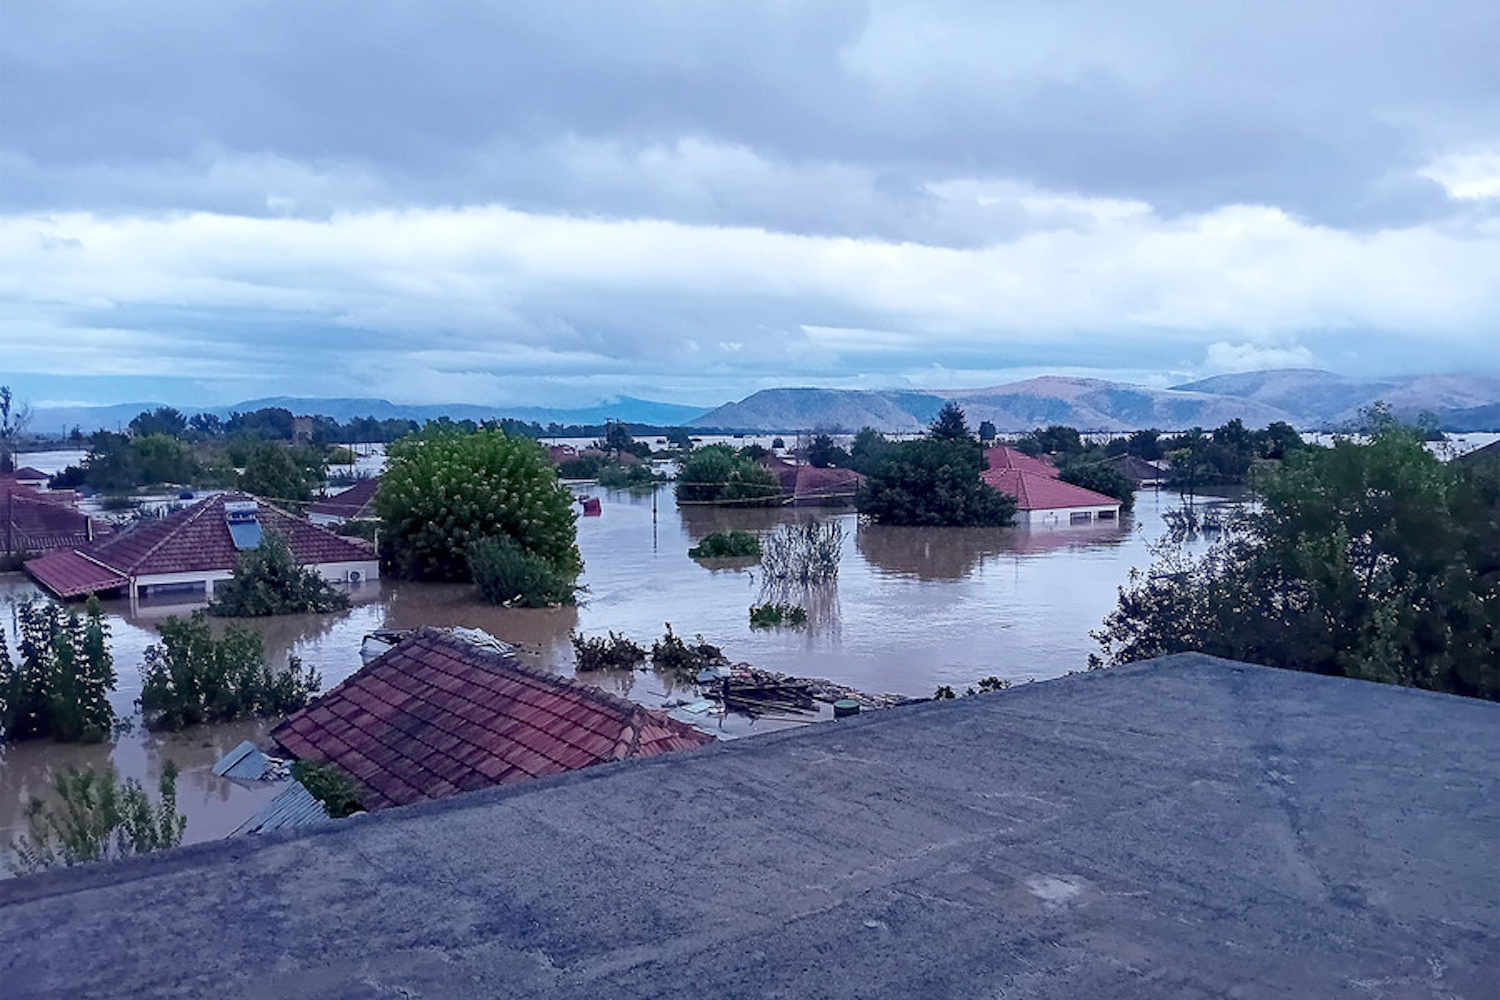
0;485;1226;854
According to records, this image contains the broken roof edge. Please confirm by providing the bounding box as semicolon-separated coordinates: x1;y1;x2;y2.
5;653;1493;908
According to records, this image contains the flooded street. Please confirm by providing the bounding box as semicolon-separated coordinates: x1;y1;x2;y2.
1;485;1223;854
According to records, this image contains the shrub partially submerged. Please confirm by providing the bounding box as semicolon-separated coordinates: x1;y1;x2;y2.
209;531;352;617
139;612;321;731
650;624;726;678
0;598;116;743
469;535;578;607
688;530;762;560
8;763;186;874
760;521;844;584
749;603;808;628
572;631;648;672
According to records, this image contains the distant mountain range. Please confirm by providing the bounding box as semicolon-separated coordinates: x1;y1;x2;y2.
689;370;1500;432
26;396;710;435
23;370;1500;436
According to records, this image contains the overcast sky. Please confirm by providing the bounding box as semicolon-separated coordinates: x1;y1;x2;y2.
3;0;1498;409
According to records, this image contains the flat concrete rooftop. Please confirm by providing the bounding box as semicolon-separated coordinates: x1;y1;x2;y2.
2;654;1497;998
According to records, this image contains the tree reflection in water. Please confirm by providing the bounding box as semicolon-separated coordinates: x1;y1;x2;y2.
857;519;1132;581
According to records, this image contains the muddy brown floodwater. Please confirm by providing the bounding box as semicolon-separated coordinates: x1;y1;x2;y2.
0;486;1233;858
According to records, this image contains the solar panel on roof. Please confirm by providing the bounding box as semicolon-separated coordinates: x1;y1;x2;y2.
228;519;262;549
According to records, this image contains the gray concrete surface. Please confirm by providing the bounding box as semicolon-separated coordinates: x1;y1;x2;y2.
2;654;1497;999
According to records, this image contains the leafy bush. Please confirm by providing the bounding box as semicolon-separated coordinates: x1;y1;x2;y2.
688;530;762;559
675;445;781;506
760;521;844;584
292;759;364;819
376;427;582;584
208;531;352;617
651;624;725;678
8;763;186;874
749;603;808;628
469;535;578;607
1093;424;1500;699
572;631;648;671
139;612;321;731
240;442;322;502
0;598;115;742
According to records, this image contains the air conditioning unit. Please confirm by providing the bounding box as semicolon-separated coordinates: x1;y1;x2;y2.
348;570;362;584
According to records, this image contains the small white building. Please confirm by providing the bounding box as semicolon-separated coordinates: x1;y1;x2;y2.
27;492;378;600
982;468;1123;526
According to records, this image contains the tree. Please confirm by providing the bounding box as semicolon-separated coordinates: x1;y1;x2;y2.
8;763;186;874
208;531;352;617
929;402;973;442
602;419;635;460
128;407;188;438
375;427;582;583
857;438;1016;527
1057;459;1136;513
240;442;318;501
188;412;224;437
0;598;115;742
1094;424;1500;700
805;434;849;469
138;612;321;730
977;420;997;443
674;444;781;506
0;385;30;473
133;433;198;485
665;427;694;451
848;427;892;475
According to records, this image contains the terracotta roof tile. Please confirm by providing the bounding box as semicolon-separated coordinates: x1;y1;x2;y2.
272;629;713;811
984;446;1061;478
307;477;381;520
982;468;1122;512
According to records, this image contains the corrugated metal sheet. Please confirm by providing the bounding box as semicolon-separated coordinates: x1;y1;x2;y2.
232;782;329;836
212;741;270;780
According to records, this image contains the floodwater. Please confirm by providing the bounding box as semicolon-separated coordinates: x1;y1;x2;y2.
0;486;1223;855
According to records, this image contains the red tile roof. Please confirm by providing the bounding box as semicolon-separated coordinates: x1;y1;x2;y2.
983;446;1059;478
2;477;99;555
307;477;381;520
25;491;373;597
20;549;129;598
271;629;714;810
11;466;49;482
759;457;863;505
982;468;1122;511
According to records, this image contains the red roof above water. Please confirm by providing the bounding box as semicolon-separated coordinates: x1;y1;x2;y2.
25;491;373;598
307;477;381;520
982;468;1121;512
271;629;715;810
983;446;1059;478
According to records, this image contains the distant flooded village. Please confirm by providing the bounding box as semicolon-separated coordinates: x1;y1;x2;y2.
2;398;1497;858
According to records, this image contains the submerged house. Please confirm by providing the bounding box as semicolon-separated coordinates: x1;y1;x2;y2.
981;446;1122;526
307;476;381;526
1;475;106;556
760;455;864;506
25;491;377;600
271;628;714;810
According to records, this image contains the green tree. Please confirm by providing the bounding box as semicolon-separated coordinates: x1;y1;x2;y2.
0;598;116;742
133;433;198;485
8;763;186;874
128;406;188;438
376;427;582;582
849;427;892;475
674;444;781;505
208;531;352;617
977;420;997;443
0;385;31;473
929;402;973;442
1056;459;1136;513
857;437;1016;526
805;433;849;469
138;612;321;731
1094;424;1500;699
239;442;324;502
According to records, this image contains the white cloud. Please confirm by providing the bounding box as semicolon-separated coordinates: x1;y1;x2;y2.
1202;342;1317;373
1421;150;1500;201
